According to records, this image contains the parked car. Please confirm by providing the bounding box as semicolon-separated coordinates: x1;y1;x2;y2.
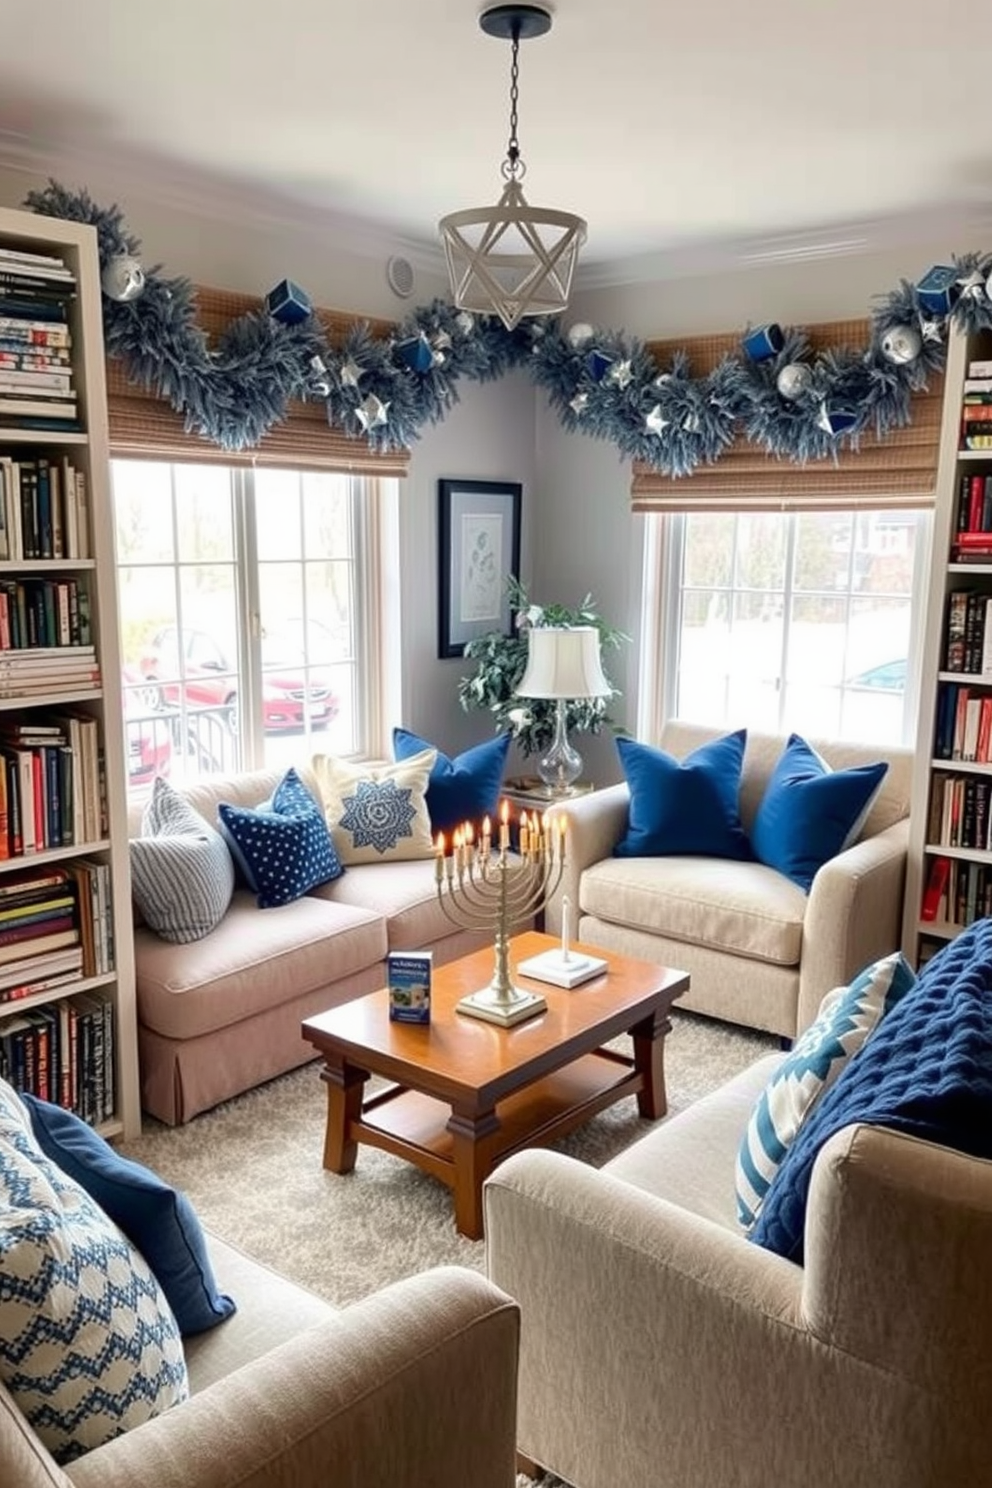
846;659;907;693
122;668;172;786
137;626;339;734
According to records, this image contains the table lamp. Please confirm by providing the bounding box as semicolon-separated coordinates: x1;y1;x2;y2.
516;625;611;796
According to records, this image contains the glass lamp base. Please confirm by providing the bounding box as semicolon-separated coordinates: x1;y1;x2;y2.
538;698;583;797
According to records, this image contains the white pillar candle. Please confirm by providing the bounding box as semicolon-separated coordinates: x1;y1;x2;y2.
561;895;571;962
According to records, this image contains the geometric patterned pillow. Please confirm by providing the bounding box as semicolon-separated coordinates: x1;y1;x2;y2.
311;748;437;866
0;1081;188;1464
734;950;916;1230
217;768;344;910
130;776;235;943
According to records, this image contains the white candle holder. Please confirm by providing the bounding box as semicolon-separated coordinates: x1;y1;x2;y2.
435;809;565;1027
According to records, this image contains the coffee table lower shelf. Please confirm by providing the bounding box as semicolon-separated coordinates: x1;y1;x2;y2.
348;1047;639;1209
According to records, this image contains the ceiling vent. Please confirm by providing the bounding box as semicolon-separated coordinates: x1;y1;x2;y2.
386;255;415;298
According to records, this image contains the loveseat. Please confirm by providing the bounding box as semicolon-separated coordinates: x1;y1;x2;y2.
128;765;497;1125
486;921;992;1488
3;1228;520;1488
545;722;913;1038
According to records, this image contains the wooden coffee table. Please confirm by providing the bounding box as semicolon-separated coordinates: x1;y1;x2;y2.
302;931;689;1238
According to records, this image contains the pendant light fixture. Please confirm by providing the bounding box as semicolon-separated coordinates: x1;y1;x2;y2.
439;4;587;333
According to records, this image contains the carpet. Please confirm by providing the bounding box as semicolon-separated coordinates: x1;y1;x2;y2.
118;1009;778;1309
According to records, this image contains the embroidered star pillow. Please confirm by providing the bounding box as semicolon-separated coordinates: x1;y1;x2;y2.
311;748;437;865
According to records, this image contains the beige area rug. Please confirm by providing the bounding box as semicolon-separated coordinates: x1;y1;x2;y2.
119;1010;778;1309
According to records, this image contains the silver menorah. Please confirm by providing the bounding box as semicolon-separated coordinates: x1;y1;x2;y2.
434;809;566;1026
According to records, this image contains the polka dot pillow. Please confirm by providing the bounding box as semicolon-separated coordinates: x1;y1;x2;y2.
217;767;344;908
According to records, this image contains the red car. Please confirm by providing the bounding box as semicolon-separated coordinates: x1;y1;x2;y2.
122;668;172;786
138;626;339;734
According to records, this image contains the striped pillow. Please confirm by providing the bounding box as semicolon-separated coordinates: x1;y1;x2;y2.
130;777;235;943
735;951;916;1230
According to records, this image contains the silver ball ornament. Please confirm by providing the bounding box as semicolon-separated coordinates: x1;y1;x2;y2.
880;324;923;366
776;363;813;401
567;322;595;350
455;311;475;336
101;254;146;303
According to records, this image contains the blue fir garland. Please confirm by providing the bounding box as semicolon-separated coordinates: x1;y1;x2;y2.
24;180;992;475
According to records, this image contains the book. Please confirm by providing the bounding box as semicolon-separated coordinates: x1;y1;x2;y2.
0;395;78;420
387;951;432;1023
921;856;951;921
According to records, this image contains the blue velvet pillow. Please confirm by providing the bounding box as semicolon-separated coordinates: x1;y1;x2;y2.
750;919;992;1262
218;767;343;908
21;1093;235;1336
393;727;510;834
613;731;751;860
750;734;888;892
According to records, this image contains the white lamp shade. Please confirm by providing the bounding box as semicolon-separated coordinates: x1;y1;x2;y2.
516;626;611;700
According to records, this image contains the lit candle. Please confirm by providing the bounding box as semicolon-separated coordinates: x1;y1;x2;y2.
454;828;464;873
519;811;530;856
561;894;571;962
482;814;492;859
435;832;445;884
557;813;567;861
499;799;510;851
464;820;475;870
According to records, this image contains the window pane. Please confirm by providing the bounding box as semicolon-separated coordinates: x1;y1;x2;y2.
256;469;302;560
112;461;175;563
175;465;235;563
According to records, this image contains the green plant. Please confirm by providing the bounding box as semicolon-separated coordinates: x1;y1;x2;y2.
458;577;630;758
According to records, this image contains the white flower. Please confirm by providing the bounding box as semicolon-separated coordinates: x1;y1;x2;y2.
507;707;531;732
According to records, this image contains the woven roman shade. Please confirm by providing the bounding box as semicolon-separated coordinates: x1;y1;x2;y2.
631;318;944;512
106;287;410;476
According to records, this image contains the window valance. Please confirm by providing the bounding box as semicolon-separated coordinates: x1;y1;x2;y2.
631;318;944;513
106;287;410;477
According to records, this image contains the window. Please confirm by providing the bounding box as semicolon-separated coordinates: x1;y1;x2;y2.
113;459;384;789
656;508;930;746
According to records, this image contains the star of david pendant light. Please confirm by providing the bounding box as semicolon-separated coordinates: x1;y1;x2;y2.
439;4;587;332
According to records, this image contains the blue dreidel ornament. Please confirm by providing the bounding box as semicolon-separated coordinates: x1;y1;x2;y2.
585;349;614;382
817;402;859;437
915;266;961;318
742;324;784;362
265;279;313;325
395;334;434;373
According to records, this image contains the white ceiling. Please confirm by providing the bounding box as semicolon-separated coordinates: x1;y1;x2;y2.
3;0;992;285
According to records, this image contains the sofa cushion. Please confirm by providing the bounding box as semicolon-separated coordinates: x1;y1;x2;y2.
0;1081;188;1464
735;950;916;1229
218;768;343;909
579;855;806;967
309;856;460;951
393;727;510;834
614;731;752;861
751;919;992;1261
312;749;437;865
750;734;889;892
135;891;386;1041
21;1094;235;1336
130;777;235;943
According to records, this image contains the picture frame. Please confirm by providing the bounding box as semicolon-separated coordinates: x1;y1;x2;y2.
437;478;522;659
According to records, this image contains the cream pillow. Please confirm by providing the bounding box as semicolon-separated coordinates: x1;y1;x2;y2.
312;748;437;865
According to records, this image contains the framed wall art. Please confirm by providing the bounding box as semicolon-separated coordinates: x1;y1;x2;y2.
437;478;522;659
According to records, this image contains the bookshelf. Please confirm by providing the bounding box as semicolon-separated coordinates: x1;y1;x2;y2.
903;325;992;968
0;204;138;1138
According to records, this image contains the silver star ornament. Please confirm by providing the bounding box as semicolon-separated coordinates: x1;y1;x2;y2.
569;391;589;415
340;358;365;389
606;358;634;390
646;404;669;436
356;394;390;432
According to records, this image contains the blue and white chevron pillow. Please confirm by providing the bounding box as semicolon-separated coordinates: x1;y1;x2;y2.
735;950;916;1230
0;1081;188;1464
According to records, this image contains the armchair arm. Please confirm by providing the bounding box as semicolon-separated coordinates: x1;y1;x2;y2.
67;1268;519;1488
543;783;629;935
797;816;909;1034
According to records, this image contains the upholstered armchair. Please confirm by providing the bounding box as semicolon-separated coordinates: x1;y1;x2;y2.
545;722;913;1038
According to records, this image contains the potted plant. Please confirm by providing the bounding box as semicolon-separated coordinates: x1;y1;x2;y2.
458;577;629;758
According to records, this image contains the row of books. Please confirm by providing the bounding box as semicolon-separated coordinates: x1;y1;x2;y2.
960;377;992;451
934;683;992;762
0;454;90;561
927;772;992;852
0;576;93;652
0;713;106;858
920;854;992;928
0;250;79;431
0;992;115;1128
942;590;992;673
0;859;114;998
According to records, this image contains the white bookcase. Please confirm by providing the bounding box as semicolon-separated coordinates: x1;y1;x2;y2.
903;324;992;969
0;204;139;1138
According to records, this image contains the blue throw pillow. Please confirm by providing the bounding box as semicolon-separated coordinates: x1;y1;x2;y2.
750;919;992;1262
218;767;343;908
735;950;916;1229
613;730;751;860
393;727;510;834
21;1092;235;1336
750;734;888;892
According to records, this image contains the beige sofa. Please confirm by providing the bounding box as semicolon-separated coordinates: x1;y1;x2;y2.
485;1055;992;1488
129;766;497;1125
545;722;913;1038
2;1234;519;1488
